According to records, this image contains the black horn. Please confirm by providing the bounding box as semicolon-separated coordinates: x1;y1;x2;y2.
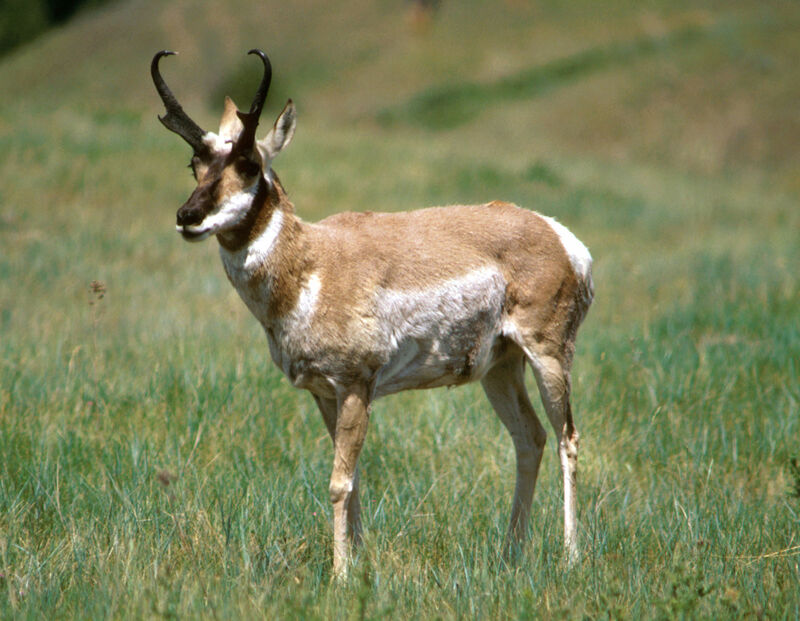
234;49;273;153
151;51;209;154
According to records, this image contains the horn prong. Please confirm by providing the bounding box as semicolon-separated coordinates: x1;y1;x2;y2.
232;49;272;153
151;51;209;154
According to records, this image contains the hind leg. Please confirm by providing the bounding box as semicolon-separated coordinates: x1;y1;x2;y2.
526;351;580;564
481;354;548;557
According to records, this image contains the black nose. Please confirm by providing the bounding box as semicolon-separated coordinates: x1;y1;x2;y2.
176;204;205;226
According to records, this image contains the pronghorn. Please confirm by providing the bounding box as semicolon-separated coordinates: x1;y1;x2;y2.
152;49;594;577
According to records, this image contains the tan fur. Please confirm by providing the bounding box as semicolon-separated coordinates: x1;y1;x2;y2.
219;96;244;140
291;204;576;370
219;178;591;577
166;90;593;579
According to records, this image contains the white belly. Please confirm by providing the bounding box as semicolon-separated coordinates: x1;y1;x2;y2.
253;265;509;399
371;266;507;397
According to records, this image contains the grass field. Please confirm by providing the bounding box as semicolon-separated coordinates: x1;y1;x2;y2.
1;0;799;617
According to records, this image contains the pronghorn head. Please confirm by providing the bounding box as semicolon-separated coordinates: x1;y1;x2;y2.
151;49;296;243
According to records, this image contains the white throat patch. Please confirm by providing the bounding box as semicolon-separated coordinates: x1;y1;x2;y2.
179;182;259;238
244;207;284;270
219;206;285;276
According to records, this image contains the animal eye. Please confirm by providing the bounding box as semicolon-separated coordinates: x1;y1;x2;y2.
235;156;260;177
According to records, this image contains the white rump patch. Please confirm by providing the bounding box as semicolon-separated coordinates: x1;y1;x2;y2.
541;215;592;281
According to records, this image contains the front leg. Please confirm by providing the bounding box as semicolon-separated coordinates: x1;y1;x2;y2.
313;395;363;547
318;386;370;578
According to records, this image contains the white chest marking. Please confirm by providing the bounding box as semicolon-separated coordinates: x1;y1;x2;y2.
269;272;323;390
244;208;284;271
291;273;321;324
218;207;285;329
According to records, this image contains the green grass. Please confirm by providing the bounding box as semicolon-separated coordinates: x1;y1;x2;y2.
377;22;712;130
1;0;799;618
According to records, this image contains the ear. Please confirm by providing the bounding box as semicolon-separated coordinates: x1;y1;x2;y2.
257;100;296;166
219;96;244;141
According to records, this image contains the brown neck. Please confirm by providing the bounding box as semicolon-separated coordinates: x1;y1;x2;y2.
216;171;311;323
216;173;292;252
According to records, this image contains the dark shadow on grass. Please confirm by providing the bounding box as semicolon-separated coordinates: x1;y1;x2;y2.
378;24;711;130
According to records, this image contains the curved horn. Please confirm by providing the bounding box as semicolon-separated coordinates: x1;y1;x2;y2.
151;51;208;154
234;49;273;153
245;49;272;118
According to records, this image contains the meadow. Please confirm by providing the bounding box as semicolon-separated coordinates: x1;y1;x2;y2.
1;0;798;617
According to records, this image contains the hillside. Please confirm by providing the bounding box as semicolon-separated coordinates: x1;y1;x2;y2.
3;0;798;181
1;0;798;618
